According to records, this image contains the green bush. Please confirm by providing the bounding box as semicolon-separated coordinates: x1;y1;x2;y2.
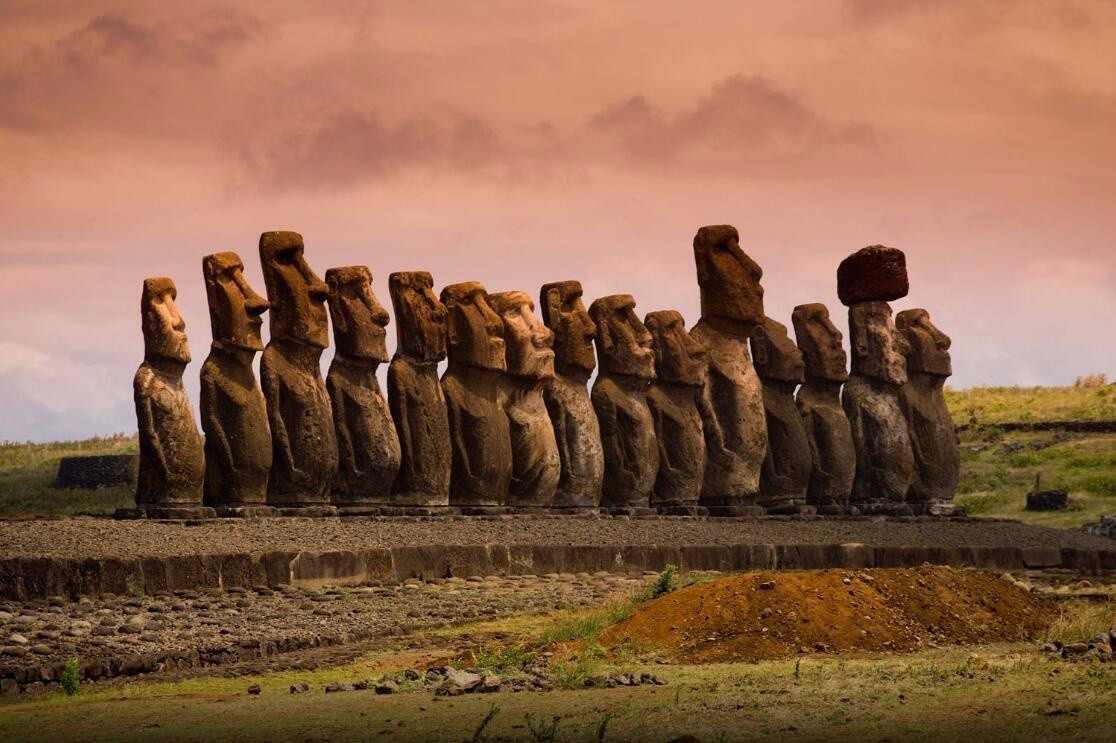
61;657;80;696
650;565;678;599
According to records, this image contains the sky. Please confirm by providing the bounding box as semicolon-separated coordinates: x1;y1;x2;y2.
0;0;1114;442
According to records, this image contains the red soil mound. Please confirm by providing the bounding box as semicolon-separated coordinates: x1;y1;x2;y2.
599;566;1055;663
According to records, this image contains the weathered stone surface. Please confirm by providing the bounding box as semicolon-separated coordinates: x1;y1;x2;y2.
691;225;767;516
134;278;208;515
590;295;658;511
490;291;559;509
540;281;603;510
843;301;914;511
325;266;401;508
441;282;512;509
837;245;908;306
792;303;854;514
1027;490;1069;511
387;271;451;507
645;310;707;513
751;316;811;514
259;231;338;508
897;309;960;511
54;456;137;489
200;252;273;512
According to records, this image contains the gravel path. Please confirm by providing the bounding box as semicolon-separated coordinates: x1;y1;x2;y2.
0;517;1109;560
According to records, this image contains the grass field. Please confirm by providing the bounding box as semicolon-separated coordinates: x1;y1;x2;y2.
0;435;136;517
945;384;1116;425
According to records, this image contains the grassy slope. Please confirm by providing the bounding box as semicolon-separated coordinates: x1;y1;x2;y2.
945;384;1116;425
0;435;136;517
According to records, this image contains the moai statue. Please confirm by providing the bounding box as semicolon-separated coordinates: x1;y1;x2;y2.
259;231;339;515
441;281;512;512
690;225;768;516
645;310;708;516
896;308;961;515
325;266;401;512
200;252;274;516
792;303;854;515
387;271;452;510
540;281;604;512
490;291;560;510
839;246;914;515
750;316;813;514
589;294;659;514
131;278;212;518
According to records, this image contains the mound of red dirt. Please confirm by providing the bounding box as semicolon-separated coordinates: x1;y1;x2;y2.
599;566;1055;663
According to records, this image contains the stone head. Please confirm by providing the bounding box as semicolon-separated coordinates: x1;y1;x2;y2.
388;271;447;362
203;252;269;353
791;303;848;383
589;294;655;380
693;225;765;330
259;231;330;350
141;277;191;365
490;290;555;380
326;265;390;363
751;316;805;384
440;281;506;371
540;280;597;376
896;308;952;378
644;310;706;386
848;302;909;385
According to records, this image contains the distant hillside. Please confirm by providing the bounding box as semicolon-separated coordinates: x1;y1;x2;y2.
946;384;1116;426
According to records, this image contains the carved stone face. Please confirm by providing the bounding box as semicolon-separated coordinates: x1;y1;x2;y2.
326;265;390;363
694;225;765;328
645;310;706;386
259;231;330;350
791;303;848;383
389;271;447;362
751;316;805;384
540;280;597;376
490;290;555;380
441;281;506;371
203;252;269;353
849;302;909;385
896;308;952;378
589;294;655;380
141;277;191;364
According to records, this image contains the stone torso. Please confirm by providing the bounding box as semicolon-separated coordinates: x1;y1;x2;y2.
387;355;451;506
327;359;401;505
200;354;271;506
899;373;960;505
843;374;914;504
543;373;604;508
591;374;658;508
646;382;705;507
134;364;205;505
758;382;811;511
502;380;560;508
796;382;854;511
442;365;512;507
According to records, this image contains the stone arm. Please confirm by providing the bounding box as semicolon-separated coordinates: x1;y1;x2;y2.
696;384;736;470
327;376;362;480
649;401;680;479
387;364;415;476
594;392;638;493
200;376;238;491
802;408;831;480
134;369;169;480
261;360;303;482
444;393;477;485
544;388;572;479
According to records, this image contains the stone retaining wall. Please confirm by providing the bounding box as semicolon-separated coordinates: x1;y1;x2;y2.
53;455;137;489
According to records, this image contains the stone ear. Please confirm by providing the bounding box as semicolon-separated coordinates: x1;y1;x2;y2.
752;326;768;366
597;320;613;353
895;313;910;332
543;288;561;329
443;296;459;348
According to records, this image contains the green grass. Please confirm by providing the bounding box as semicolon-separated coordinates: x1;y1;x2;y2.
0;434;136;517
946;384;1116;426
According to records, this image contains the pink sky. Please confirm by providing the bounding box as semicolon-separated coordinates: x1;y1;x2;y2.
1;1;1114;441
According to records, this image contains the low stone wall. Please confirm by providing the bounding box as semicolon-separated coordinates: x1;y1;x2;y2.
53;455;137;489
1081;516;1116;540
1;540;1112;601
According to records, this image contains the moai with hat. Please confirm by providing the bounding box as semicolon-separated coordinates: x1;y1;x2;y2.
200;252;274;516
897;308;961;515
387;271;452;511
325;266;401;513
130;277;213;519
540;281;604;512
751;316;814;514
690;225;768;516
441;281;512;512
590;294;659;515
259;231;339;515
490;290;560;510
839;246;915;515
645;310;708;516
792;303;854;515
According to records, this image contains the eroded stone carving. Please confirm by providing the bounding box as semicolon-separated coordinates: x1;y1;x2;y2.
590;294;658;513
897;308;960;514
325;266;401;511
387;271;451;509
645;310;707;515
200;252;273;516
792;303;854;515
690;225;768;516
133;277;211;518
751;316;812;514
540;280;603;510
441;281;511;510
259;231;338;513
490;291;559;509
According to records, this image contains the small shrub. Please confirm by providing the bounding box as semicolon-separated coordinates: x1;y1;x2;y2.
471;704;500;743
525;712;561;742
650;565;678;599
61;656;80;696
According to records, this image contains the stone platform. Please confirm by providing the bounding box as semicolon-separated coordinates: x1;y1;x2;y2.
0;516;1113;601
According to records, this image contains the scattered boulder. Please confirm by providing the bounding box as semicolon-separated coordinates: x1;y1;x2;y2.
247;684;261;695
374;679;398;695
289;682;310;694
1026;490;1069;511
